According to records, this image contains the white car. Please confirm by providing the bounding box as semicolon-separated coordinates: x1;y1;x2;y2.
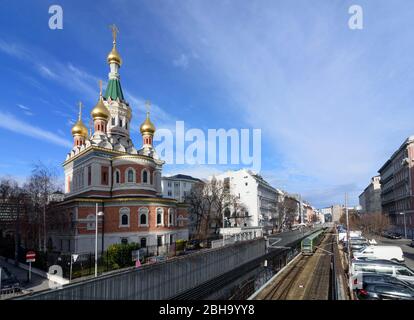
353;245;404;263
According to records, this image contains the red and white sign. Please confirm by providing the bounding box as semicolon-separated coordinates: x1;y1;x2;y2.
26;251;36;263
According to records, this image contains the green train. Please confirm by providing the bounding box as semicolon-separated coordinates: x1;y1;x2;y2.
301;228;326;255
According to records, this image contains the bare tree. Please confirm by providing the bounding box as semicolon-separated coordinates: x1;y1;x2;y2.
23;162;58;252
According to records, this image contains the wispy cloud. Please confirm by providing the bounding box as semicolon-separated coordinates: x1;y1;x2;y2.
173;54;189;69
0;112;72;148
17;104;34;116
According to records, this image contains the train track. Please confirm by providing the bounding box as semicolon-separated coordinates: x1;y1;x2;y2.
258;228;337;300
261;255;309;299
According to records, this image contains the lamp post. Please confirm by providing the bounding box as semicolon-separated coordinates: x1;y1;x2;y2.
95;203;104;277
400;212;407;239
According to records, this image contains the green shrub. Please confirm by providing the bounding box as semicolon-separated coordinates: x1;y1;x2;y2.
104;242;140;270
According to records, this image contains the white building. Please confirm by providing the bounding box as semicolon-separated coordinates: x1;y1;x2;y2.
214;169;283;230
162;174;204;202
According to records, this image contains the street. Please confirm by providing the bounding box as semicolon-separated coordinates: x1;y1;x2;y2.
0;258;50;298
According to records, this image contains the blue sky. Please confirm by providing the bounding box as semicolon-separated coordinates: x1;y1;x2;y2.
1;0;414;208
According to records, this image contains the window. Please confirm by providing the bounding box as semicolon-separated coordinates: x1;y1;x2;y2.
111;117;115;125
168;191;172;196
157;208;163;225
178;215;184;227
142;169;149;184
126;168;135;183
168;209;174;226
119;208;130;227
139;207;149;226
86;214;95;230
396;267;414;276
170;234;174;244
88;166;91;185
119;119;123;127
125;122;128;130
114;170;120;184
140;237;147;248
168;182;171;187
157;235;163;247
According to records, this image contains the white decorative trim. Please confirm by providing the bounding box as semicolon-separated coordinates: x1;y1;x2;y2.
138;207;149;227
156;207;164;226
125;167;136;183
119;207;130;227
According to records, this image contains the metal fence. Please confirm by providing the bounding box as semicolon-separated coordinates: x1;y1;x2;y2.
20;238;266;300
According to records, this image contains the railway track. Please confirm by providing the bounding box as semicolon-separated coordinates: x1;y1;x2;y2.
261;255;309;299
256;228;338;300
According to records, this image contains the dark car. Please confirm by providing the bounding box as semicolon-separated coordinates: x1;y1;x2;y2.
0;267;21;290
185;240;202;251
383;231;402;239
355;274;414;300
410;240;414;248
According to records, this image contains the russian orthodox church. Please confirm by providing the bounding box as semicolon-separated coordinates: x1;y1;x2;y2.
50;27;188;254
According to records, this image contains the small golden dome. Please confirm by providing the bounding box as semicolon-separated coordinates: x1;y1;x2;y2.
107;44;122;66
91;96;110;121
140;112;156;135
71;119;88;137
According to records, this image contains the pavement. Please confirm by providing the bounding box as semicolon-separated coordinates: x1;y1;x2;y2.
0;258;50;296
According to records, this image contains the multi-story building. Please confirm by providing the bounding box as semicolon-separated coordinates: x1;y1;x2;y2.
378;136;414;229
331;204;343;223
48;29;188;254
162;174;204;202
358;175;382;214
214;169;283;230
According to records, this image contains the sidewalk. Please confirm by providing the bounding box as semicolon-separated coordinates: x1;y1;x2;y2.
0;258;50;294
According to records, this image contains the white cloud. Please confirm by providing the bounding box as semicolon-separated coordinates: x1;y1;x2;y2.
173;54;189;69
0;112;72;148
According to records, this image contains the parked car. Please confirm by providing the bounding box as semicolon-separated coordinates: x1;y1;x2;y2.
410;240;414;248
382;231;402;239
355;274;414;300
350;259;414;285
0;267;21;290
353;245;404;263
186;240;202;250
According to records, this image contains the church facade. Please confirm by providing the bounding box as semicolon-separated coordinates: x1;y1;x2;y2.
48;28;188;254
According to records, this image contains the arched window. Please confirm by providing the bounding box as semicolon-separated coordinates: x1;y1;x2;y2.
111;117;115;125
142;169;149;184
126;168;135;183
119;208;130;227
114;170;120;184
139;207;149;226
156;208;163;226
140;237;147;248
168;208;174;226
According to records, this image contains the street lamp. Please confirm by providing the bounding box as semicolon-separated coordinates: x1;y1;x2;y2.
95;203;104;277
399;212;407;239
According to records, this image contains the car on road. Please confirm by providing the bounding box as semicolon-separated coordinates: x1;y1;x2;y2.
353;245;404;263
350;259;414;285
186;240;202;251
355;274;414;300
0;267;21;290
409;240;414;248
382;231;402;239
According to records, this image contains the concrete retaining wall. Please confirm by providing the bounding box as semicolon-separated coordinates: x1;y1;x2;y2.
22;238;266;300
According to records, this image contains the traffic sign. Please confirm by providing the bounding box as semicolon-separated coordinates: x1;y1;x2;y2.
26;251;36;263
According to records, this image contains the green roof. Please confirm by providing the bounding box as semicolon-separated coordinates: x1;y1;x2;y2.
104;79;124;101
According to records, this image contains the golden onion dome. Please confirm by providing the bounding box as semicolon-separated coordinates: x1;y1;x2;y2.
71;119;88;137
140;111;156;135
107;44;122;66
91;96;110;121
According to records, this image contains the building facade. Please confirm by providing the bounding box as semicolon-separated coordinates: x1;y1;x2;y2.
378;136;414;229
358;175;382;214
214;169;283;230
162;174;203;202
48;30;188;254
